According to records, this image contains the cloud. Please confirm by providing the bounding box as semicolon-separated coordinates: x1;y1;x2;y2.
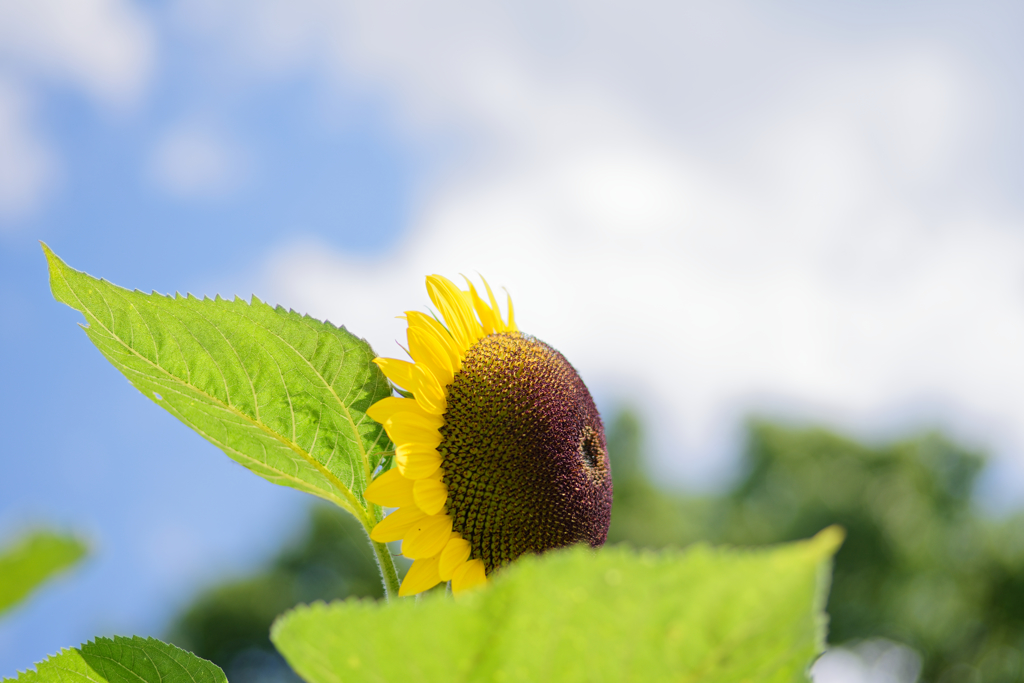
147;124;248;200
0;0;154;107
267;130;1024;483
0;79;55;222
185;0;1024;483
0;0;154;224
811;639;922;683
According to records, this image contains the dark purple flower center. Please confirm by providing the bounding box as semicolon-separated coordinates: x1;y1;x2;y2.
440;332;612;573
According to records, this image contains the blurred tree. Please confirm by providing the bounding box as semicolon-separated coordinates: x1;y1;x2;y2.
607;409;1024;683
714;422;991;682
169;410;1024;682
604;410;713;548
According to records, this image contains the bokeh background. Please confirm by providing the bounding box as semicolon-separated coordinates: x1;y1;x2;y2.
3;1;1024;681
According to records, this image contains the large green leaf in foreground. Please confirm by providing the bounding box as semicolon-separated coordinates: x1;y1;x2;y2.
273;527;842;683
44;245;392;518
0;532;86;616
4;636;225;683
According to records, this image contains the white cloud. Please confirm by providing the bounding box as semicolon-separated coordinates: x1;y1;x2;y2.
0;0;154;224
0;0;154;107
185;0;1024;484
0;79;54;222
267;133;1024;483
148;124;247;200
812;640;922;683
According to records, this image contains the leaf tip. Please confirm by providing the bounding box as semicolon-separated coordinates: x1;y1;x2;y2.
40;241;68;284
39;246;102;313
810;525;846;557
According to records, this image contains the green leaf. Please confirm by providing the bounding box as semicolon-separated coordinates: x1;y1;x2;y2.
43;244;392;519
0;532;87;616
272;527;843;683
3;636;226;683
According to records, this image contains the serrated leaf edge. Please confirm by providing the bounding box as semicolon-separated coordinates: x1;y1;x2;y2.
42;244;373;524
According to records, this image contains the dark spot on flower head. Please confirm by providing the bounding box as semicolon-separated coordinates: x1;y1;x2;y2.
440;332;613;574
580;426;605;470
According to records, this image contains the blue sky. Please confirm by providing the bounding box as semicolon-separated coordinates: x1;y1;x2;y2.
0;3;421;670
3;0;1024;677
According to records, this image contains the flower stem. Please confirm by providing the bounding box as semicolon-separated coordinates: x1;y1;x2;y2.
370;537;402;600
361;504;401;600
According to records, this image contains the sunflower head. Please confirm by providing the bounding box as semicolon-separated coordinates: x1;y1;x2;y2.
364;275;612;596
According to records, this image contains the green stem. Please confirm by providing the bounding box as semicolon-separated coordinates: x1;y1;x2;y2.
360;503;401;600
370;537;402;601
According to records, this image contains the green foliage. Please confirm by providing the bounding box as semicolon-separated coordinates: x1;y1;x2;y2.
43;244;392;522
168;505;388;676
4;636;225;683
606;411;1024;683
0;532;86;616
272;530;842;683
715;421;1019;683
719;422;984;645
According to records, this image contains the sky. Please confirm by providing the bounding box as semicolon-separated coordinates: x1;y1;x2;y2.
2;1;1024;679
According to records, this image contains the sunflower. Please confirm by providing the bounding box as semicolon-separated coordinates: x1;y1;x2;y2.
363;274;613;596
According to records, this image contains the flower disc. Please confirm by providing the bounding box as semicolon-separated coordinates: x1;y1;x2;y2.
441;331;612;572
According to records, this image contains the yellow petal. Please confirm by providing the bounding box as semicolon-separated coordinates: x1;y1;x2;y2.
399;554;442;597
438;535;472;581
504;288;516;331
367;397;442;429
463;276;498;335
426;275;482;351
408;364;446;415
401;514;454;559
408;326;454;387
373;357;419;391
385;413;442;447
363;467;415;508
452;558;487;595
481;276;506;333
369;505;427;543
407;311;462;373
461;290;476;316
396;443;442;479
413;476;448;515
